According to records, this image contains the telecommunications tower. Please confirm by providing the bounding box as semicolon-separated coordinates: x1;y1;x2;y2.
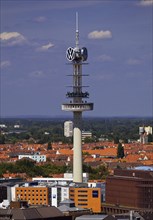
62;13;93;183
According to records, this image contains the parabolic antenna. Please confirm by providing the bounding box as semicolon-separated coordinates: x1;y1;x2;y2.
81;47;88;61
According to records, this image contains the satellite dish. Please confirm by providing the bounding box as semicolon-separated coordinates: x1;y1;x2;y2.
81;47;88;61
74;48;82;61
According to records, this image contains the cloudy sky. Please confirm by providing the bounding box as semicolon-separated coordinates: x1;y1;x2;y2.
0;0;152;117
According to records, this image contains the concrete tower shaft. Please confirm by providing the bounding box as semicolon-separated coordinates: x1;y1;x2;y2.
73;112;82;182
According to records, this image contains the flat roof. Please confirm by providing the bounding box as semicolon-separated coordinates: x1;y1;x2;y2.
75;215;108;220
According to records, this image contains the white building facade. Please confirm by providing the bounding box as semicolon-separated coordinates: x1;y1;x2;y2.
64;121;73;137
18;153;46;162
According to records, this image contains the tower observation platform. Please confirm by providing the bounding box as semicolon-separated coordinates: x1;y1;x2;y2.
61;13;93;183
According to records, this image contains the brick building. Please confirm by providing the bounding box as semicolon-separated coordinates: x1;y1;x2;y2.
103;168;153;220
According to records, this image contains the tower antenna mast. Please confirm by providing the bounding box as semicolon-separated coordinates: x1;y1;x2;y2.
76;12;79;49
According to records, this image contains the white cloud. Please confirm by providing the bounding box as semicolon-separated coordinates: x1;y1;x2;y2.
88;30;112;39
0;32;26;46
34;16;47;23
0;60;11;68
127;59;142;65
36;42;54;52
98;54;113;62
138;0;153;6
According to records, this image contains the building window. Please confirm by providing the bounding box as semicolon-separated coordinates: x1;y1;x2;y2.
78;195;87;197
92;190;99;198
78;199;87;201
78;190;87;193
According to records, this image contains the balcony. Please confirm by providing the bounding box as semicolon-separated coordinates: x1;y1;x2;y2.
62;102;93;112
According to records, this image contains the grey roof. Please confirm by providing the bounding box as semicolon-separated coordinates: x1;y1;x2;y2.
103;216;116;220
75;215;108;220
58;204;86;212
0;206;65;220
0;209;12;215
12;208;39;220
60;199;74;204
114;211;145;220
36;206;64;218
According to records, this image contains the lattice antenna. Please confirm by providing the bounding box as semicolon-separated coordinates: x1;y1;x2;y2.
76;12;79;49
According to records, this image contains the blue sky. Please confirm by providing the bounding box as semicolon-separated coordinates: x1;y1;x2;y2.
0;0;152;117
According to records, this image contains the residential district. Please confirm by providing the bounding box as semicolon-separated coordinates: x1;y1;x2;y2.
0;123;153;220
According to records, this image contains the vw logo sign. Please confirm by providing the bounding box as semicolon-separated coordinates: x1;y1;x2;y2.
66;47;75;61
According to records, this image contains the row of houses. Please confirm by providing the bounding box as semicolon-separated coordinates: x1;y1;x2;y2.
0;141;153;166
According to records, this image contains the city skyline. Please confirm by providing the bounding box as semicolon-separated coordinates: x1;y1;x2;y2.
0;0;153;118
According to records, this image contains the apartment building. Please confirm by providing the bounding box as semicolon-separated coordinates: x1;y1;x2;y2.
15;186;50;206
69;187;101;213
139;126;152;144
18;152;46;162
82;131;92;141
64;121;73;137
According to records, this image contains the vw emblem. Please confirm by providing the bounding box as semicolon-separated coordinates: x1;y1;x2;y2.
66;47;75;61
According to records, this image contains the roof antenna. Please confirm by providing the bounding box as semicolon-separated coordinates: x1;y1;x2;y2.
76;12;79;49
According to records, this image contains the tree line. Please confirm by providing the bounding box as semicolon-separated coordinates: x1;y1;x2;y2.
0;117;152;144
0;158;109;180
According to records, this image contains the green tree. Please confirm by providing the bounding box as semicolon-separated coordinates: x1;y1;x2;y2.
47;142;52;150
123;138;128;143
148;133;153;143
117;142;125;159
0;134;5;144
114;136;119;144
